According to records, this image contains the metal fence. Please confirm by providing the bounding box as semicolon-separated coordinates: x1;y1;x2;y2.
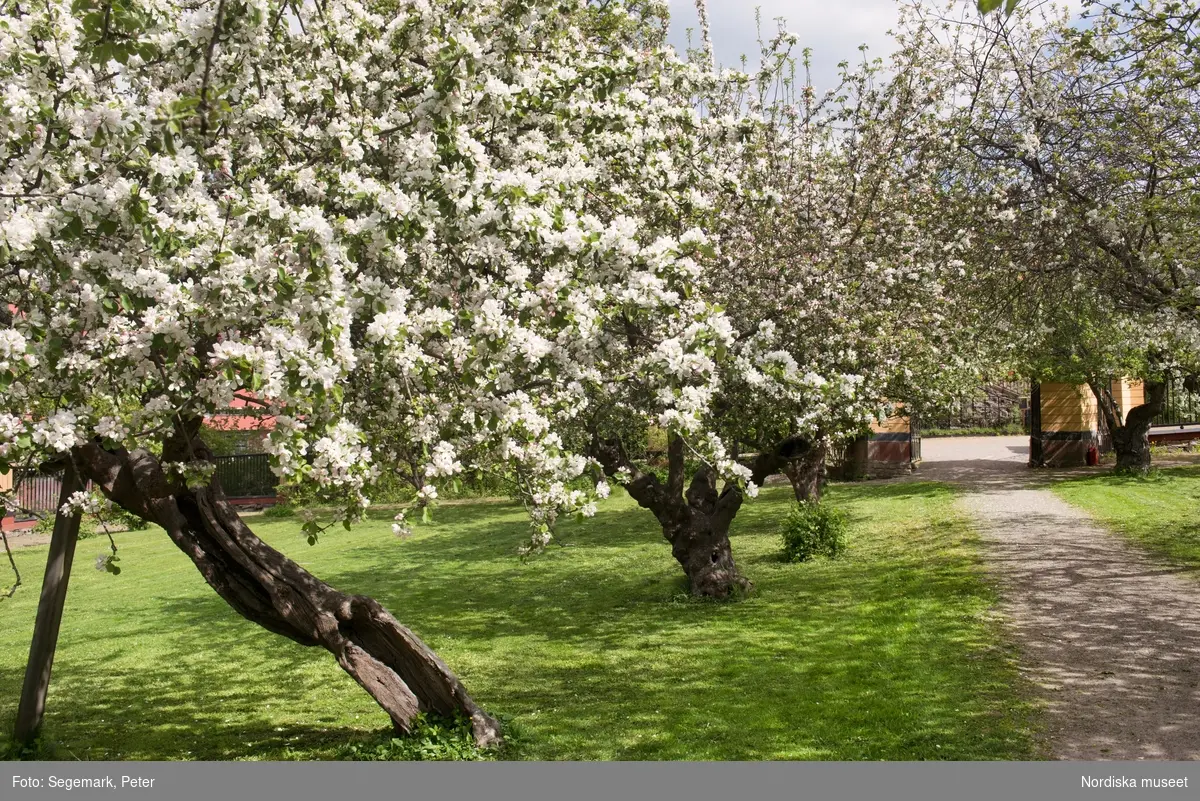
213;453;279;498
923;381;1030;433
1153;380;1200;428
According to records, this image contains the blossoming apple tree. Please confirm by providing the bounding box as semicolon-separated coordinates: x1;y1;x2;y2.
577;5;991;597
924;0;1200;471
0;0;752;744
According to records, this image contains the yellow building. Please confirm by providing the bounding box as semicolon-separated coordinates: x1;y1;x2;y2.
1039;379;1144;466
866;413;917;476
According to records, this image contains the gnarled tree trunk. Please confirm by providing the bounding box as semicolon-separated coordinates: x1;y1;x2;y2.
1110;424;1153;472
1088;378;1167;476
782;439;826;503
667;463;750;598
71;437;500;748
593;434;804;598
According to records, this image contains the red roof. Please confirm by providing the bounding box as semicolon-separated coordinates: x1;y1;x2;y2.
204;394;277;432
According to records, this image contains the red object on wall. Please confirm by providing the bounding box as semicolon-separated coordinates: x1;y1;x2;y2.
1086;445;1099;466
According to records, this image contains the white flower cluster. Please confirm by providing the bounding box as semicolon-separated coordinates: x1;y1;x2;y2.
0;329;30;373
60;490;100;517
32;412;80;454
0;0;994;549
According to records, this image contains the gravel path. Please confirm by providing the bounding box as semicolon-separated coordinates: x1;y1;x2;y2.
918;437;1200;760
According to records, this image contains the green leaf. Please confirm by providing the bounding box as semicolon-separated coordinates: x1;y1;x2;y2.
62;215;83;240
977;0;1003;12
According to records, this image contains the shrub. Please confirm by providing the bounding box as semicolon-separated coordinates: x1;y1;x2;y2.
262;501;298;519
333;714;487;761
781;502;848;562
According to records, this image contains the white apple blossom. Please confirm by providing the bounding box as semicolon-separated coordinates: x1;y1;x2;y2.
0;0;748;544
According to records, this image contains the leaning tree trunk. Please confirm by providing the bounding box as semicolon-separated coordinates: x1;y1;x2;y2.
782;441;826;503
71;439;500;747
1090;380;1166;476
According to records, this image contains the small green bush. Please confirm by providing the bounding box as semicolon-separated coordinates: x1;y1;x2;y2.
261;501;299;518
781;502;848;562
333;714;487;761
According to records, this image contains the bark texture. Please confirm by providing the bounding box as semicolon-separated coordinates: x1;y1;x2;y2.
593;434;804;598
1089;379;1167;475
71;437;500;748
14;464;83;745
782;440;826;503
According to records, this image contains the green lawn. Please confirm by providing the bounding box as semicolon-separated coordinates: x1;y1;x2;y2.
0;483;1038;761
1053;466;1200;566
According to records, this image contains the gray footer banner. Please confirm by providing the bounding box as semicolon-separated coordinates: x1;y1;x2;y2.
2;761;1197;801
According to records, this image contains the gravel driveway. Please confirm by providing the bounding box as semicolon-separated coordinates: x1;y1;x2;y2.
918;436;1200;759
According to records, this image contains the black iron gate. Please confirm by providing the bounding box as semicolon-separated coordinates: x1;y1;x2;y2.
213;454;278;498
924;381;1031;434
1153;379;1200;427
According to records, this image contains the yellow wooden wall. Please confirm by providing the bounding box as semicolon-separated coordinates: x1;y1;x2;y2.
1043;378;1145;432
870;414;910;435
1041;382;1097;433
1111;379;1144;423
0;470;10;491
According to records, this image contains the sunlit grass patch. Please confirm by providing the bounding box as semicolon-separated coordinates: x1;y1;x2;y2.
0;482;1037;761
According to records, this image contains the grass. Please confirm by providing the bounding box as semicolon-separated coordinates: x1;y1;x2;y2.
923;423;1026;438
0;483;1038;761
1053;466;1200;566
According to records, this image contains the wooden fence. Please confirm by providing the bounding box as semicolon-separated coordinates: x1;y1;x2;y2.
6;454;278;519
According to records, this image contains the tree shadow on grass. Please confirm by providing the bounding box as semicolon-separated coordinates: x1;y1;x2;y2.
1;480;1033;761
0;596;394;760
1054;465;1200;489
311;500;1025;759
